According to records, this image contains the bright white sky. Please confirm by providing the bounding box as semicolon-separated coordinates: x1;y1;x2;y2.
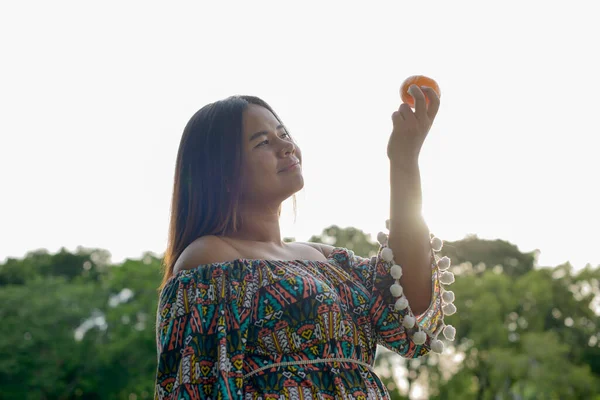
1;1;598;271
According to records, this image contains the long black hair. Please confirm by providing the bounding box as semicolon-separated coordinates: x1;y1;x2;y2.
159;95;297;290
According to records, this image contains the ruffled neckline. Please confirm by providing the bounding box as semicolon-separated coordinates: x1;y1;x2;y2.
168;247;349;282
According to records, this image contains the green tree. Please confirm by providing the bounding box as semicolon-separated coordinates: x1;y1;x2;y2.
93;252;161;399
0;275;108;399
0;247;111;286
439;235;537;278
0;249;159;399
430;253;600;399
313;227;600;399
1;228;598;399
308;224;380;258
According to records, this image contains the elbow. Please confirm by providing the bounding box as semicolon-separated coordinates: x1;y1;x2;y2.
405;250;435;316
409;289;432;316
402;252;434;316
413;260;435;315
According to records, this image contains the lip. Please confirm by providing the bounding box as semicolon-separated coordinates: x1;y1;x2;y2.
278;161;300;173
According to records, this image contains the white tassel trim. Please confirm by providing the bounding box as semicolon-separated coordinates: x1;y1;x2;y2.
431;339;444;354
380;230;457;354
440;271;455;285
443;325;456;341
390;264;403;279
413;330;427;345
431;237;443;252
442;303;457;316
377;231;388;245
402;315;416;329
437;256;451;270
394;297;409;310
390;283;404;297
442;291;455;303
381;247;394;262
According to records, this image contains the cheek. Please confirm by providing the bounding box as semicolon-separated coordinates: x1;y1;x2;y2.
243;154;273;180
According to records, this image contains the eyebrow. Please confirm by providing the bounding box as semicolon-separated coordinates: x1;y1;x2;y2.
249;125;286;142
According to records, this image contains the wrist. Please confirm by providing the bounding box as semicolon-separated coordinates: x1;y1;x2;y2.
390;158;420;174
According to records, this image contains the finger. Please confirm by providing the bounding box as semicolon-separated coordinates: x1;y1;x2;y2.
399;103;416;126
408;85;428;121
391;110;404;126
421;86;440;120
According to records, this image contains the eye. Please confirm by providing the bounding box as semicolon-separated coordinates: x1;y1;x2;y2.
256;132;291;147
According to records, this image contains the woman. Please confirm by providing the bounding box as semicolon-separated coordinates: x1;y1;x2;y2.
155;87;457;399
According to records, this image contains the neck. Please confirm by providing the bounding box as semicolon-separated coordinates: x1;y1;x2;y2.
224;204;285;247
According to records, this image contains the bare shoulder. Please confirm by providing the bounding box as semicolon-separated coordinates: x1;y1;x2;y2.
173;235;242;274
297;241;336;258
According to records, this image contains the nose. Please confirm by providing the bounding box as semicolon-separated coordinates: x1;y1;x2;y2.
280;139;295;156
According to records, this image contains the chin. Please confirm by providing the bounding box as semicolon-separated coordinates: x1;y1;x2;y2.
284;176;304;198
293;174;304;190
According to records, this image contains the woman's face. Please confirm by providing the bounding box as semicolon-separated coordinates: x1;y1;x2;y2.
238;104;303;205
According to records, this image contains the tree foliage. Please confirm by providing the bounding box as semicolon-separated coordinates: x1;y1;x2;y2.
0;227;598;399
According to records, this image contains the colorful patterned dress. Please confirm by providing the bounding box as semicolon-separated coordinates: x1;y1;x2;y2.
155;245;445;399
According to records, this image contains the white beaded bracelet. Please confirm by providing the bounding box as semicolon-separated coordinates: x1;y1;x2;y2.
378;220;457;354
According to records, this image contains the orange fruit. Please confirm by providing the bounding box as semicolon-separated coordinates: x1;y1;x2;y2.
400;75;441;108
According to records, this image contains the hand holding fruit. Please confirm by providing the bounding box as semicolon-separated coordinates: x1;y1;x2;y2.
400;75;441;108
387;75;441;165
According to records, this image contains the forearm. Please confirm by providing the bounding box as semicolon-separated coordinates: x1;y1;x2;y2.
387;160;433;315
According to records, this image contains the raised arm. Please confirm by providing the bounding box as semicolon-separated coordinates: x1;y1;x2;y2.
386;84;441;315
369;83;456;355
